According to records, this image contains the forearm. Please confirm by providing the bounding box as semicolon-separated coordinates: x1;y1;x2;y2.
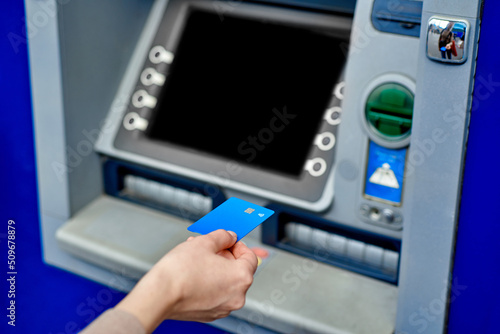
80;308;146;334
115;269;176;334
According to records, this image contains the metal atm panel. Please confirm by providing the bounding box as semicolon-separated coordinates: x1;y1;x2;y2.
26;0;483;333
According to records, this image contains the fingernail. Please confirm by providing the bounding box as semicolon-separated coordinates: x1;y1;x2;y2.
228;231;237;239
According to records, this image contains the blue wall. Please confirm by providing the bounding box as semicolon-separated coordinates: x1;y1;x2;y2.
448;0;500;332
1;0;499;333
0;1;225;333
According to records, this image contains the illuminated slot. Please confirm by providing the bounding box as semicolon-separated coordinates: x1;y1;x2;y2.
123;175;212;218
365;83;414;140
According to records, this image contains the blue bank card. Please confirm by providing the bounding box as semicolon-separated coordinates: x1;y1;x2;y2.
187;197;274;242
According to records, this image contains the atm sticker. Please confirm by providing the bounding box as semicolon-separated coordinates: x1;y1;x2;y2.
364;142;407;205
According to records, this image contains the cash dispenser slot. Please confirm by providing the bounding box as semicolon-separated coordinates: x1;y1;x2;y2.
123;175;212;218
262;205;401;283
103;160;225;220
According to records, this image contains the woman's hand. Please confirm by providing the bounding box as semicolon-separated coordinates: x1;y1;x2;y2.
115;229;258;333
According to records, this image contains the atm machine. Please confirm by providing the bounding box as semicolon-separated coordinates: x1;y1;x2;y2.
27;0;482;333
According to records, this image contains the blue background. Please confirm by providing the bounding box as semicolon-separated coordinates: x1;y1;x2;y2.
1;0;499;333
447;0;500;331
0;1;226;333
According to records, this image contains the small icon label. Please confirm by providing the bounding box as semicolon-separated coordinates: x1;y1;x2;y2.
369;163;400;189
258;213;265;217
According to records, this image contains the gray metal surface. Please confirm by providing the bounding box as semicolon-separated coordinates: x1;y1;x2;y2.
331;0;420;240
27;0;70;220
57;0;154;215
235;249;397;334
27;0;484;333
41;212;137;293
58;196;398;334
27;0;154;262
395;1;482;333
57;196;194;279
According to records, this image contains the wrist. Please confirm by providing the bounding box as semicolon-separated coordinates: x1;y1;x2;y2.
116;268;177;333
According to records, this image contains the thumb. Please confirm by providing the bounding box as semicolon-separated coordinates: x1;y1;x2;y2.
204;229;238;253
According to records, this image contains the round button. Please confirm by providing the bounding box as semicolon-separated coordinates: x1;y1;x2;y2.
305;158;327;177
149;45;174;64
132;90;157;109
360;204;370;217
140;68;166;86
315;132;336;151
334;81;345;100
382;209;396;224
123;112;149;131
369;207;381;222
325;107;342;125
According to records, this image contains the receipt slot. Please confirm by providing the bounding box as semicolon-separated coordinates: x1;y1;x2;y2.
27;0;483;333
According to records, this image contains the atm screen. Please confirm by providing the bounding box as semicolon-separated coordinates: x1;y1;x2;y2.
147;10;346;177
112;1;351;208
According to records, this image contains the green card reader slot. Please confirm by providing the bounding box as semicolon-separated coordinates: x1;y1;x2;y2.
365;83;414;140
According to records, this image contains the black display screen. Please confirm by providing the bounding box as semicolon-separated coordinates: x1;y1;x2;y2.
147;10;346;177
